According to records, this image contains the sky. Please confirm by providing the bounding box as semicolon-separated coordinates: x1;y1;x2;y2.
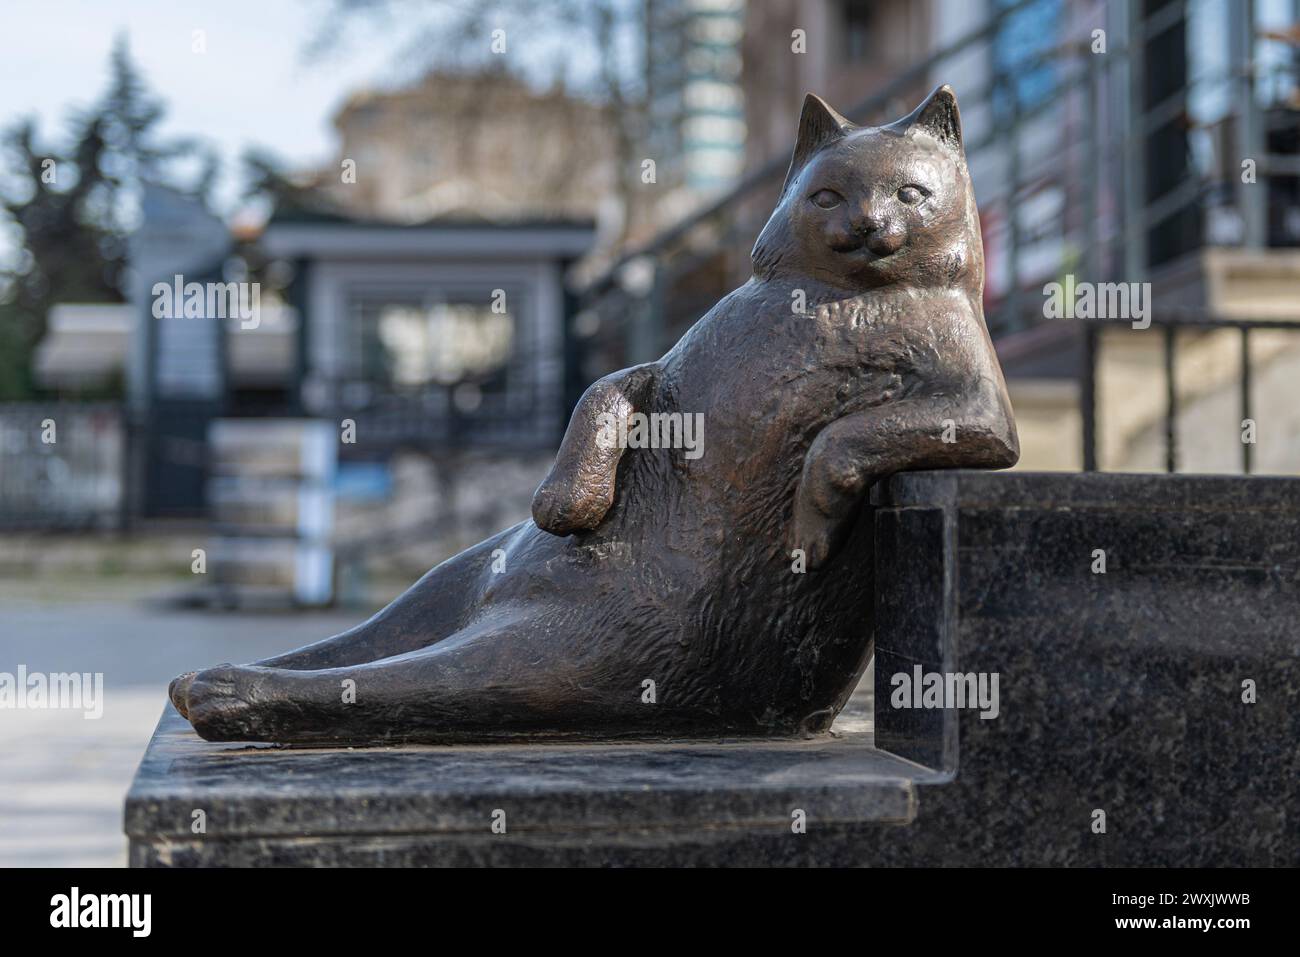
0;0;624;265
0;0;405;215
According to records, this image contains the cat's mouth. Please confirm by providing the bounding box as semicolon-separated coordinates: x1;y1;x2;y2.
830;234;905;260
834;242;899;262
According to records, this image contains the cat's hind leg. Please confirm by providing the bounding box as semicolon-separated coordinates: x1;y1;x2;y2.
168;526;520;720
174;613;617;745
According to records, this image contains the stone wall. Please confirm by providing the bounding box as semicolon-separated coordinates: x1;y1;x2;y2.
869;471;1298;866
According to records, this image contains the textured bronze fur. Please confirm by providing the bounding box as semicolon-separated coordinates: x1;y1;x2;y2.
170;86;1018;745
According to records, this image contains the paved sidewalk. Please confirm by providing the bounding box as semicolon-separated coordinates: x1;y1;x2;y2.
0;578;365;867
0;691;162;867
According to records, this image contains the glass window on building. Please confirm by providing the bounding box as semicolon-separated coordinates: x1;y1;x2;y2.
346;290;519;407
991;0;1063;122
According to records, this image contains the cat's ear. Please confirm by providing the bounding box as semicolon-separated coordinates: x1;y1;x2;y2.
897;84;963;151
782;93;853;194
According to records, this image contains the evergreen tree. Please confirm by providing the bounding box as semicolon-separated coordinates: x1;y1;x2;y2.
0;36;215;398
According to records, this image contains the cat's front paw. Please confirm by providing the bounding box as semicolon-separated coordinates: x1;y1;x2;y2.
790;457;867;570
790;505;836;570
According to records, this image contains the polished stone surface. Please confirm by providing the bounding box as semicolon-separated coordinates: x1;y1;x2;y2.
127;471;1300;865
126;698;924;866
868;469;1299;866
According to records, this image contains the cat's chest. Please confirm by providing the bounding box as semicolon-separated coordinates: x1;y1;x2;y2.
667;287;966;429
740;290;942;386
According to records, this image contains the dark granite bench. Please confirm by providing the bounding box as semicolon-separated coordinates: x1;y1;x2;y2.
124;699;927;866
126;471;1300;866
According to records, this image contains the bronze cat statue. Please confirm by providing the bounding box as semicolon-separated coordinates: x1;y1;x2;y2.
170;85;1018;744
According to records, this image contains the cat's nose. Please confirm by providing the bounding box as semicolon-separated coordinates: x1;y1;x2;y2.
864;228;904;256
852;209;903;255
854;208;884;234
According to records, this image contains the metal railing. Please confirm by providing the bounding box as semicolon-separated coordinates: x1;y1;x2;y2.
573;0;1300;476
0;402;125;529
1134;312;1300;474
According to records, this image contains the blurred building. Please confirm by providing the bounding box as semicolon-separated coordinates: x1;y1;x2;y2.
646;0;748;200
742;0;934;168
18;69;625;567
579;0;1300;476
321;70;619;228
121;186;593;538
17;0;1300;545
33;304;132;393
14;177;596;588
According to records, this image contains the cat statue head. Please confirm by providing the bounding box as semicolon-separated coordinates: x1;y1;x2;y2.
752;85;981;298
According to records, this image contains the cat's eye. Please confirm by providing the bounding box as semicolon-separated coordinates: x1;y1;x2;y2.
898;185;927;205
810;189;843;209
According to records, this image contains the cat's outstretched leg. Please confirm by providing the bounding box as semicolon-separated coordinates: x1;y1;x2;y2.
255;526;516;669
168;526;519;718
173;616;623;745
532;362;659;535
790;385;1017;567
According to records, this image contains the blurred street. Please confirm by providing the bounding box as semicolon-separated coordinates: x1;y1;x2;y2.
0;576;368;866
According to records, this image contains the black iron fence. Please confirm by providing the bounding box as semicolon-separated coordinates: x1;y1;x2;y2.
1087;312;1300;475
0;402;125;529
